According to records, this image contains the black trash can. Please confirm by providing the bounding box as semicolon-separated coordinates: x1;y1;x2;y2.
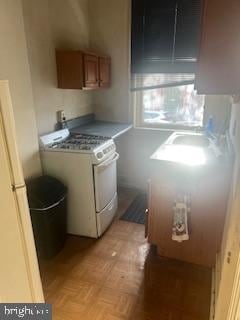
26;175;67;259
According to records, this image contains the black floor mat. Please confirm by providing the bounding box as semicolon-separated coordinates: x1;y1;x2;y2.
120;193;147;224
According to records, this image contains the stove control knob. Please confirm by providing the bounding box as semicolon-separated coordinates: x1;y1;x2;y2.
97;152;103;159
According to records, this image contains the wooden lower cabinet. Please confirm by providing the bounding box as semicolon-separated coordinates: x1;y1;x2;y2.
147;164;231;267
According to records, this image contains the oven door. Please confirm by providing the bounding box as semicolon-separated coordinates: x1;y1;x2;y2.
94;152;119;212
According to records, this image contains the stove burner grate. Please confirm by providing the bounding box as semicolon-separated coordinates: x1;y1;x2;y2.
49;133;110;151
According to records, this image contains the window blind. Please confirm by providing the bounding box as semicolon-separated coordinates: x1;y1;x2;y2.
131;73;195;92
131;0;202;74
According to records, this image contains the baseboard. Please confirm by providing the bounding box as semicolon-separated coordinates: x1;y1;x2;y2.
117;176;147;192
117;183;146;194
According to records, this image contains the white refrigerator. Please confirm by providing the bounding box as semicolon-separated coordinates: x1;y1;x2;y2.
0;81;44;302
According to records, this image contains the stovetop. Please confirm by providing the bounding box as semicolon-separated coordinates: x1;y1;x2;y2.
40;129;116;163
50;133;110;151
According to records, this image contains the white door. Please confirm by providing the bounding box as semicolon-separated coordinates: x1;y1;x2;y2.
215;179;240;319
94;152;119;212
0;81;43;302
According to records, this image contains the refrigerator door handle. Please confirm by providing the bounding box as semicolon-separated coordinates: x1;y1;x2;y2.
12;183;26;191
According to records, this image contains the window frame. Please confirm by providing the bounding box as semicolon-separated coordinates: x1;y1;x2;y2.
133;83;205;131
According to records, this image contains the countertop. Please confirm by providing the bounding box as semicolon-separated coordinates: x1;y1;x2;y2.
70;120;133;139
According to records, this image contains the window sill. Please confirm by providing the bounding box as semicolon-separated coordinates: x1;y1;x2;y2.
134;123;204;133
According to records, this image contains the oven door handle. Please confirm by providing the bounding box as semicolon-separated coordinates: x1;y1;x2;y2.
97;152;119;169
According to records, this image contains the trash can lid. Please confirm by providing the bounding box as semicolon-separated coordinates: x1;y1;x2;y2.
26;175;67;210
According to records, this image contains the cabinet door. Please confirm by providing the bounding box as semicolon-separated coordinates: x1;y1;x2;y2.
56;51;84;89
195;0;240;94
148;168;229;268
83;54;99;89
99;57;111;88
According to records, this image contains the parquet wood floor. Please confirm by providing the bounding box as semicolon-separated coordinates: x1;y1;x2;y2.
40;188;211;320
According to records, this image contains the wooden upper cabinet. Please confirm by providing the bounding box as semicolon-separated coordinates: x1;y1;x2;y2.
99;56;111;88
56;50;111;90
83;53;99;89
195;0;240;94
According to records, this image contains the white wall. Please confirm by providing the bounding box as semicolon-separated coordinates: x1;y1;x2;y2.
204;95;231;133
89;0;131;123
22;0;93;135
115;129;171;189
0;0;41;178
220;99;240;259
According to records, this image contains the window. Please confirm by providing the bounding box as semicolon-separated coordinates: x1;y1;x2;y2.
134;74;205;129
131;0;204;129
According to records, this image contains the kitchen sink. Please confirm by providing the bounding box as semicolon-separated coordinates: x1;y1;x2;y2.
166;132;211;148
150;131;221;166
171;134;210;147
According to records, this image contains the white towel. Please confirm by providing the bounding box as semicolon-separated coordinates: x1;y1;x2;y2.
172;194;190;243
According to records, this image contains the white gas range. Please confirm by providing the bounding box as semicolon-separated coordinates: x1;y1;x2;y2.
39;129;119;238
